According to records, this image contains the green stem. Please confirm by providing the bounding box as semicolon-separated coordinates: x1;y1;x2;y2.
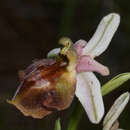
54;118;61;130
67;103;84;130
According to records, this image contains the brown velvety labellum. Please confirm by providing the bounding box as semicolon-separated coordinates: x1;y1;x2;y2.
8;58;76;119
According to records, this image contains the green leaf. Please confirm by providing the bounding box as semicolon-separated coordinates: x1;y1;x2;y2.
54;118;61;130
101;73;130;96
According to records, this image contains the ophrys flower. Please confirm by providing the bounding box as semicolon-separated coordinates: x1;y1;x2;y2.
8;13;120;124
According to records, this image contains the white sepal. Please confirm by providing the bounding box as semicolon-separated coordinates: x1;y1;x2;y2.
75;72;104;124
83;13;120;58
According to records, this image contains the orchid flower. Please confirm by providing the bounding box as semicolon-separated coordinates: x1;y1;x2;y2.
48;13;120;124
103;92;130;130
8;13;120;123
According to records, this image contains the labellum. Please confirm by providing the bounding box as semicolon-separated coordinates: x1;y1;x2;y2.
8;38;77;119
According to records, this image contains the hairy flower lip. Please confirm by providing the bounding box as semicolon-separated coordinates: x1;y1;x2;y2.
8;40;78;119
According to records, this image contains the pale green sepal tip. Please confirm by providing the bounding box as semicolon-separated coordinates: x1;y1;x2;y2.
103;92;130;130
47;48;61;58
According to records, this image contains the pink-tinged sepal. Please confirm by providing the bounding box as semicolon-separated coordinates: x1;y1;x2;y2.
76;55;110;76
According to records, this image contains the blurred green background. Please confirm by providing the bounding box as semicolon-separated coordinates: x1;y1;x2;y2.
0;0;130;130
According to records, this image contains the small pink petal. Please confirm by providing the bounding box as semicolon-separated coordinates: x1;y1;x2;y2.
74;40;87;56
76;55;109;76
